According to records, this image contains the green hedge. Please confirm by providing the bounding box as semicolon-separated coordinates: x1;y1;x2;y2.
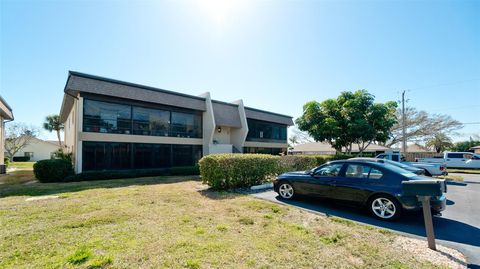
199;154;353;190
33;159;74;183
64;166;200;182
199;154;280;190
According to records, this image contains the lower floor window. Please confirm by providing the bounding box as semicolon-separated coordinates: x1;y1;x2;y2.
243;147;286;155
82;142;202;171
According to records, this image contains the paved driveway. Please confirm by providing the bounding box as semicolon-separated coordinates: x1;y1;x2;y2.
252;173;480;268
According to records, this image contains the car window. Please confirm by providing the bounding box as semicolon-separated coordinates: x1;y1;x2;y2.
464;154;473;159
369;168;383;179
447;153;463;158
392;155;399;162
345;164;370;179
377;154;386;159
314;163;343;177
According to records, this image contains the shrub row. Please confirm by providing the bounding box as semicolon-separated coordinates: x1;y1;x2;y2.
199;154;280;190
199;154;352;190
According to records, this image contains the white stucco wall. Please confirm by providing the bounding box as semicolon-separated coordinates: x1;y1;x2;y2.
14;139;60;161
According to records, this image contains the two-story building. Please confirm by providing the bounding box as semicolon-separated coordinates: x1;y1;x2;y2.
59;72;293;174
0;95;14;174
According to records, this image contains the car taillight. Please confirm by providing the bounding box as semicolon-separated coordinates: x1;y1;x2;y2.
440;166;445;171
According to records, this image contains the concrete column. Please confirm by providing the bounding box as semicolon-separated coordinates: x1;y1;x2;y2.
230;99;249;153
198;92;215;155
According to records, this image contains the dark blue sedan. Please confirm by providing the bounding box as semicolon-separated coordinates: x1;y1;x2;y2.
273;160;446;220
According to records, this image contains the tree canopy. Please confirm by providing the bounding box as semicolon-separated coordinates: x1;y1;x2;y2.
385;107;462;147
5;123;39;160
296;90;397;154
43;114;64;147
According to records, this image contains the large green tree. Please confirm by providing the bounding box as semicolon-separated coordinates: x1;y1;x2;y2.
43;114;64;147
296;90;397;154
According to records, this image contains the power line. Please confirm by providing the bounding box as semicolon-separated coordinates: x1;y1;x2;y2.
461;122;480;125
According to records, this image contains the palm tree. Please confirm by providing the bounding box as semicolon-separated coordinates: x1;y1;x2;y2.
43;115;64;147
426;133;453;153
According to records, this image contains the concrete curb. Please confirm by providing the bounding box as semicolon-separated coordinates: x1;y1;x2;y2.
250;182;273;191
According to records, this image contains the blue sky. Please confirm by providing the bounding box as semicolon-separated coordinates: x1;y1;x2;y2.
1;0;479;142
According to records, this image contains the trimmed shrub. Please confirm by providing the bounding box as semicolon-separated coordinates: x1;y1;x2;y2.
64;166;200;182
33;159;74;182
199;154;280;190
13;156;30;162
278;155;317;173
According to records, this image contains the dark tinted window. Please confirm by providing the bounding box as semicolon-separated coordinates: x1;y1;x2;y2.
83;100;131;134
314;163;343;177
83;98;202;138
83;142;131;171
447;153;464;158
171;112;202;138
172;145;202;166
345;164;370;179
246;119;287;142
133;143;171;169
132;107;170;136
83;142;202;171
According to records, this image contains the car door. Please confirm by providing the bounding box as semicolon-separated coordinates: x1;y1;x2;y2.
446;153;465;168
464;153;480;169
329;163;372;202
306;163;345;198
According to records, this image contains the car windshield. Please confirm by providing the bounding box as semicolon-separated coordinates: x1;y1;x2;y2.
381;163;417;178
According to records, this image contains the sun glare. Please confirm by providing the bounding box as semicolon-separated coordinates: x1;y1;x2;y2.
195;0;249;25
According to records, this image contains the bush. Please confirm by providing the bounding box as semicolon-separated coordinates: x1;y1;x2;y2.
33;159;74;182
278;155;317;173
4;157;10;168
13;156;30;162
199;153;355;190
64;166;200;182
52;148;73;163
199;154;280;190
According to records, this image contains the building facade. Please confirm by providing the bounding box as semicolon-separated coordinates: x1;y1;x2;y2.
13;138;60;162
0;95;14;174
60;72;293;174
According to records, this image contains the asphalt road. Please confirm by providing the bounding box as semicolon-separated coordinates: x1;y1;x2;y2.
252;173;480;268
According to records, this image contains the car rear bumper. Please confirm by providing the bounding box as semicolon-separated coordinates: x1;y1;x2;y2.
400;195;446;213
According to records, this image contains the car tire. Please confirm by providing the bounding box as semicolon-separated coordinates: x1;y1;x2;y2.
277;182;295;200
368;195;402;221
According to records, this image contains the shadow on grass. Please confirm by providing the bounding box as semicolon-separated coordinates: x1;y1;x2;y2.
0;175;200;198
197;188;243;200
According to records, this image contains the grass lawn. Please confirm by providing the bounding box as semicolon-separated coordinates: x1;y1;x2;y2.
448;169;480;174
0;169;458;268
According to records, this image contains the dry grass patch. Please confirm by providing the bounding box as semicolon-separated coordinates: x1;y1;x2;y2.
0;175;465;268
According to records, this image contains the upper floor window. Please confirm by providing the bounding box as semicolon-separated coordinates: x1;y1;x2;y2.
82;98;202;138
132;107;170;136
171;112;202;138
84;99;131;134
246;119;287;142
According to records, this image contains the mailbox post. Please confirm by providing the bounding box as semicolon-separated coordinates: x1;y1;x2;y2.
418;195;436;250
402;179;444;251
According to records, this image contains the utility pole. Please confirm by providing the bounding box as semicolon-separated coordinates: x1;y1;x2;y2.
401;90;407;154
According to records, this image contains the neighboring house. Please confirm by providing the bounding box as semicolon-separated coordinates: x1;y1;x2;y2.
470;146;480;154
13;138;61;162
400;143;435;153
290;142;390;155
0;95;14;174
59;71;293;174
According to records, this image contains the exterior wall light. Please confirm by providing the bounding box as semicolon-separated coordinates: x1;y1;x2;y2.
217;126;222;133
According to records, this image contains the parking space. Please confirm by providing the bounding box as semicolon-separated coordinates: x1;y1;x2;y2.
253;173;480;267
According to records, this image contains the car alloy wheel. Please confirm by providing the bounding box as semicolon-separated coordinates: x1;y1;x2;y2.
278;183;294;199
371;197;397;219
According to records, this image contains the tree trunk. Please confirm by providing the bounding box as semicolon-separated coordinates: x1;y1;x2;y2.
56;130;62;147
